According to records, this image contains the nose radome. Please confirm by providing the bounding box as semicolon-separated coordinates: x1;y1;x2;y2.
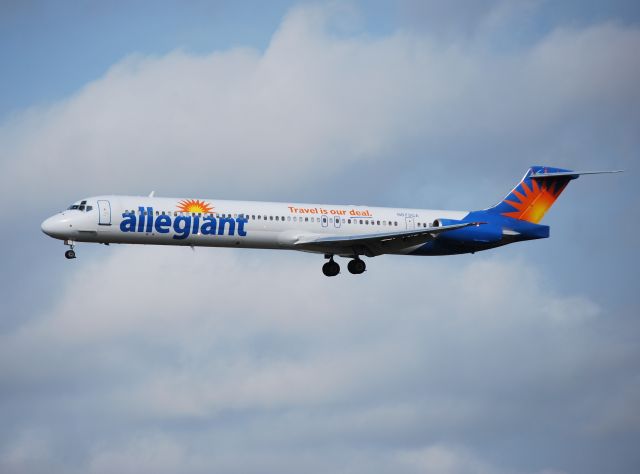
41;216;56;236
41;215;67;237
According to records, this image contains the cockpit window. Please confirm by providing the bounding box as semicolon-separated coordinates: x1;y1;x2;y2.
67;202;93;212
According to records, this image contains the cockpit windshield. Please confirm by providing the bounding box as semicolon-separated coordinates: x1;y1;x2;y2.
67;200;93;212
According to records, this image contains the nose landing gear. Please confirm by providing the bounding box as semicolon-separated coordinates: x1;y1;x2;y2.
64;240;76;259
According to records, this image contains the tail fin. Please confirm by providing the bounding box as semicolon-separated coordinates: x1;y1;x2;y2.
487;166;622;223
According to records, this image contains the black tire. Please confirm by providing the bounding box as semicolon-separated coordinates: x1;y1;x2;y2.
65;249;76;259
322;261;340;277
347;258;366;274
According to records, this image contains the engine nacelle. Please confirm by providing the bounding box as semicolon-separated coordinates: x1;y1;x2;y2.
432;218;461;228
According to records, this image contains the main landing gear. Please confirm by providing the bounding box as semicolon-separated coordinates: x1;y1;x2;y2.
347;257;366;275
322;256;366;277
64;240;76;259
322;257;340;277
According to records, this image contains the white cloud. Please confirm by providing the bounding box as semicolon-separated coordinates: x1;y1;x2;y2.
1;5;637;212
398;444;511;474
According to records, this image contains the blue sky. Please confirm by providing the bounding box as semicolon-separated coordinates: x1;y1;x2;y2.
3;0;639;119
1;1;639;473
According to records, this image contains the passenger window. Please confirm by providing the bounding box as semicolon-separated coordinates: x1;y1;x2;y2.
395;222;398;226
269;216;273;221
305;217;309;222
359;220;363;224
348;219;351;224
276;216;279;221
252;215;255;220
377;220;380;225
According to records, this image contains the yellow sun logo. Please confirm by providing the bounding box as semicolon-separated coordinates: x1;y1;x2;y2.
501;178;569;223
177;199;214;214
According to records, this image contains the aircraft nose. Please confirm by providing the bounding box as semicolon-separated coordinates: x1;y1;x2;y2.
41;215;67;238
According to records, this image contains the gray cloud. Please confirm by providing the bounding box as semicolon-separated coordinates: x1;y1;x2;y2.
1;246;632;474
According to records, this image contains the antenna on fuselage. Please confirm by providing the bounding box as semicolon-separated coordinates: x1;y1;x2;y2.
148;191;155;197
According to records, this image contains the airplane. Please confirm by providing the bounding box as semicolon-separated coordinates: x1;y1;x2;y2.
41;166;621;276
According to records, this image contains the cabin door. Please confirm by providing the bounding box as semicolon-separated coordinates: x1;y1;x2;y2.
97;200;111;225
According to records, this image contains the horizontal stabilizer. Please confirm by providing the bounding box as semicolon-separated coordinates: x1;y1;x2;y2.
531;170;623;179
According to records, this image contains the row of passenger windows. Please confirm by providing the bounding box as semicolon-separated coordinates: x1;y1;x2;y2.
124;209;436;228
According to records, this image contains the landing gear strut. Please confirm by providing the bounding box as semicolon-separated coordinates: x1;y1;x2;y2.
347;258;366;275
322;256;340;277
64;240;76;259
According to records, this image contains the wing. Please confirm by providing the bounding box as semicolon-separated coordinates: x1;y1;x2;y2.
293;221;483;257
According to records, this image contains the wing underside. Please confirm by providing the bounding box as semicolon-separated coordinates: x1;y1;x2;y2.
292;221;482;257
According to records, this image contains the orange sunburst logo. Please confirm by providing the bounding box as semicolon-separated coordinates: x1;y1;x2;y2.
176;199;214;214
501;178;568;224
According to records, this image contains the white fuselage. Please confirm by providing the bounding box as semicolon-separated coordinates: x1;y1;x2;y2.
41;195;468;256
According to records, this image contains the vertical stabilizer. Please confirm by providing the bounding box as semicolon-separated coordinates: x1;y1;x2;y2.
487;166;575;223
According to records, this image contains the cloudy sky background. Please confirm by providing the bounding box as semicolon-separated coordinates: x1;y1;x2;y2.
1;1;639;473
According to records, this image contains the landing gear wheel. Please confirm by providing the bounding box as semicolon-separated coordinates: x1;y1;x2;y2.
65;249;76;259
322;260;340;277
347;258;366;274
